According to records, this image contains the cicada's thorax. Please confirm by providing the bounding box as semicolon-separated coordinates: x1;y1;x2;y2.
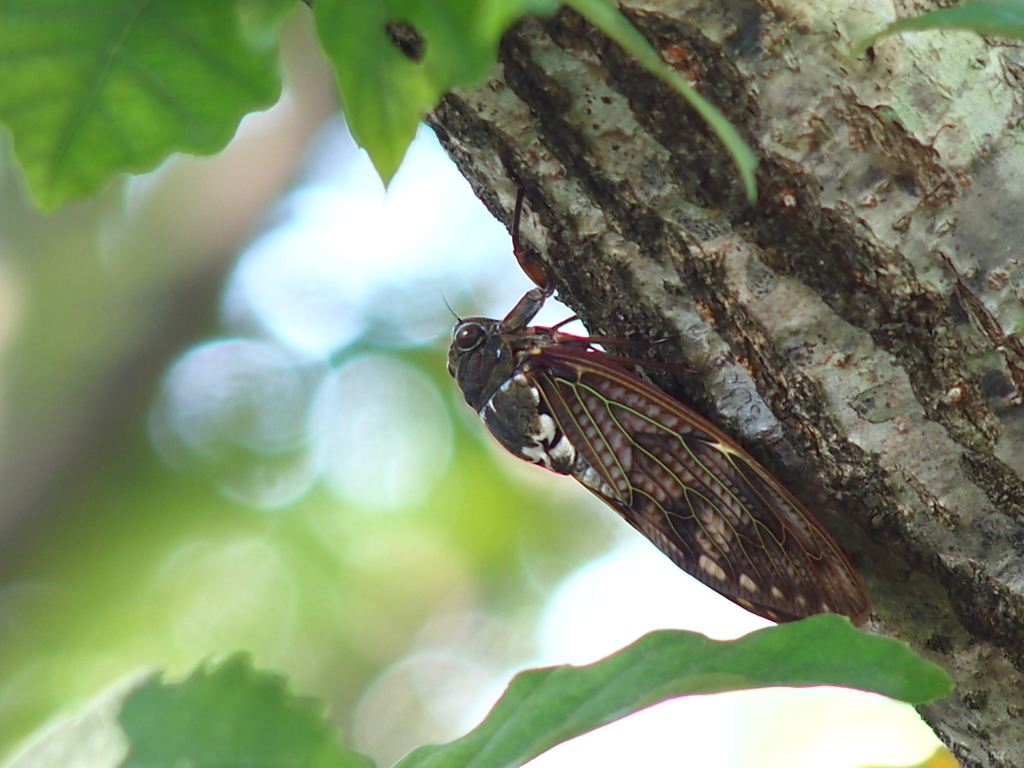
448;316;580;476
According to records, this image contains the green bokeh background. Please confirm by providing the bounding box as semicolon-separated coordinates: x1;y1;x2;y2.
0;15;614;762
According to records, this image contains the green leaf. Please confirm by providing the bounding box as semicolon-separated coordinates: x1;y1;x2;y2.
238;0;298;46
119;653;374;768
0;0;291;209
567;0;759;202
395;615;952;768
856;0;1024;54
315;0;758;198
314;0;558;185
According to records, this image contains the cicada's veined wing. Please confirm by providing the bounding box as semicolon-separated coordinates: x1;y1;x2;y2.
528;344;869;625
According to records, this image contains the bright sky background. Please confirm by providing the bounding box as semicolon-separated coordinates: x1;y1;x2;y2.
153;117;942;768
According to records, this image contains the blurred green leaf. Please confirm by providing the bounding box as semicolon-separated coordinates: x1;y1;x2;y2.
396;615;952;768
120;653;374;768
856;0;1024;54
567;0;758;201
0;0;291;209
313;0;558;184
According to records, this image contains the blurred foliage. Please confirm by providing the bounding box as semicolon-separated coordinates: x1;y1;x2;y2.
0;11;611;763
0;212;606;759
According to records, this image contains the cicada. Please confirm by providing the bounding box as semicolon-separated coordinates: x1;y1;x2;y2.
447;208;868;624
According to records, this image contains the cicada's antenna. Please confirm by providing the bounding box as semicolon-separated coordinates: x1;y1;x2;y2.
441;291;461;322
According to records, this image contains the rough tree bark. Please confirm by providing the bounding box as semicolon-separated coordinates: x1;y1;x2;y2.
427;1;1024;766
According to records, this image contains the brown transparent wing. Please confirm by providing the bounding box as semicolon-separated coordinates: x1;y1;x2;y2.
531;346;869;625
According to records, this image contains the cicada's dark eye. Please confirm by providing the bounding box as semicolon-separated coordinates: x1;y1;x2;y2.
453;322;487;352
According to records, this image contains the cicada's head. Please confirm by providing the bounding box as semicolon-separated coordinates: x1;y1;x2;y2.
448;317;519;412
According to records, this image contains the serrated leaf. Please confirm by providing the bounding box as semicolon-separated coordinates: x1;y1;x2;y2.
856;0;1024;54
119;653;374;768
312;0;559;184
0;0;291;209
395;615;952;768
1;654;373;768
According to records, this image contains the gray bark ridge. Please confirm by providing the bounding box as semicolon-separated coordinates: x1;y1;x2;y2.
429;2;1024;766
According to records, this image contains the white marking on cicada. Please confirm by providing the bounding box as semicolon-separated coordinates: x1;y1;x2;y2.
515;417;575;470
535;413;557;443
520;442;548;464
547;433;576;466
698;555;727;582
739;574;759;593
770;586;785;601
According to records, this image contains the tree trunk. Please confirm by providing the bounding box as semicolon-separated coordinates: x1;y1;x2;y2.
428;1;1024;765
